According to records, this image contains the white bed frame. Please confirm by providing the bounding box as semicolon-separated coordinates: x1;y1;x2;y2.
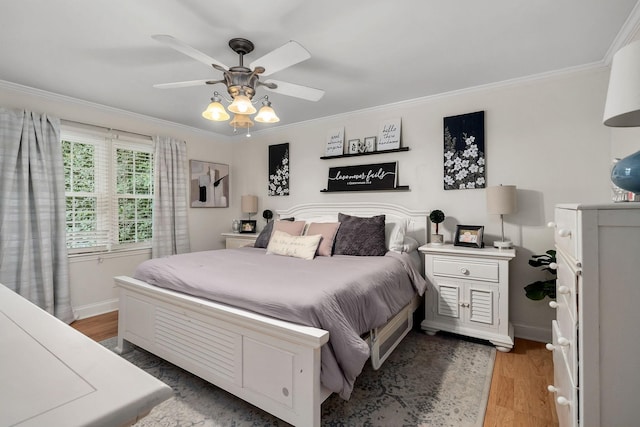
114;202;427;426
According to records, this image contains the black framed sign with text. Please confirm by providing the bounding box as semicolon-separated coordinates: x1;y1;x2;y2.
326;161;398;192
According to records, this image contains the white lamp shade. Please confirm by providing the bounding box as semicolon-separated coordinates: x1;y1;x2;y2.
604;39;640;127
487;185;517;215
241;195;258;214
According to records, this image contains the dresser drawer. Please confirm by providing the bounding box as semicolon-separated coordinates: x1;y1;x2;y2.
550;321;578;427
432;257;499;282
551;319;577;385
553;208;579;261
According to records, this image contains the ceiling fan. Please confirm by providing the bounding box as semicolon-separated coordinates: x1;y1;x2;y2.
152;35;325;128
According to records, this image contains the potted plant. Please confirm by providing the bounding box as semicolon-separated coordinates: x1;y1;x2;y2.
429;210;445;245
524;249;557;300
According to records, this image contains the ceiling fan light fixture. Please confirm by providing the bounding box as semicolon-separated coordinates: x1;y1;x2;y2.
254;97;280;123
201;93;230;121
228;94;257;115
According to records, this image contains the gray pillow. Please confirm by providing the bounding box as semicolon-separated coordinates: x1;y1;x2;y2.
333;213;387;256
253;217;294;248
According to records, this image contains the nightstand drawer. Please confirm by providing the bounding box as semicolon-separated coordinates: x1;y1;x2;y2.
432;257;499;282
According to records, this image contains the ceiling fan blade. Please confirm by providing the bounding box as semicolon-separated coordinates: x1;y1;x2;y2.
152;34;228;69
250;41;311;76
264;79;325;101
153;79;211;89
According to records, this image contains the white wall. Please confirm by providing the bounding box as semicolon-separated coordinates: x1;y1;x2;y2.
232;66;621;342
4;64;636;341
0;82;234;318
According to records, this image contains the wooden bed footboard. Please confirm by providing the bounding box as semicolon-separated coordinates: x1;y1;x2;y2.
114;276;330;427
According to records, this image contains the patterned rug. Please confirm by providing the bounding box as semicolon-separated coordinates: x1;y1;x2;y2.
102;331;495;427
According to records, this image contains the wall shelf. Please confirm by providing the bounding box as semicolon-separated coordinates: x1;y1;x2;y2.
320;146;409;160
320;185;410;193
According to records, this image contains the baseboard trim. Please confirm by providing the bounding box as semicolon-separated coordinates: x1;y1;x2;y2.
74;298;118;320
513;322;551;343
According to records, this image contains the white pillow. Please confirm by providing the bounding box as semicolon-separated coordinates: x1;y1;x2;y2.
401;236;420;253
386;220;407;252
266;230;322;260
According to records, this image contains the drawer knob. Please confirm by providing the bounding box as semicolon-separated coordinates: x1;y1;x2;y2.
545;343;556;351
549;262;558;270
547;385;558;393
557;337;570;347
549;301;559;309
558;228;571;238
459;267;469;275
558;286;570;295
547;222;556;228
557;396;571;406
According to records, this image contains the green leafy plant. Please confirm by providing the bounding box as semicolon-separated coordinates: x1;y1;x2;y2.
524;250;557;300
429;210;445;234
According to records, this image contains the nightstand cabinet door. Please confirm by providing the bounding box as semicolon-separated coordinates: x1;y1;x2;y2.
221;233;258;249
419;244;515;352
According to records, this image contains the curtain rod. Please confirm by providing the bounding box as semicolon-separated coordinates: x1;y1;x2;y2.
60;119;152;140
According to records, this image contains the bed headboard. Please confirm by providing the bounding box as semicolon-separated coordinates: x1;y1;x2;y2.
276;202;428;245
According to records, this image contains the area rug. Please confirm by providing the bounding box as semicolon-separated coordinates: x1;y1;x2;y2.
102;331;495;426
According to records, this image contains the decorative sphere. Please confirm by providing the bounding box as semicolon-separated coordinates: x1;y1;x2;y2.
611;150;640;193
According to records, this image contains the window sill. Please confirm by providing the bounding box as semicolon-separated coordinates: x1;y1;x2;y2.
68;247;151;263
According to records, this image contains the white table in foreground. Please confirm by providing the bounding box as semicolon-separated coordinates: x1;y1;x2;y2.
0;283;172;427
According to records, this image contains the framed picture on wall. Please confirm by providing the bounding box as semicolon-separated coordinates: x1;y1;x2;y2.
453;225;484;248
189;160;229;208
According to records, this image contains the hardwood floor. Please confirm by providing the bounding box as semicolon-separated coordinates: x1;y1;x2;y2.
71;312;558;426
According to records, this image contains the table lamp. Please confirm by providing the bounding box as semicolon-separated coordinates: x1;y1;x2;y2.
241;195;258;220
487;185;517;248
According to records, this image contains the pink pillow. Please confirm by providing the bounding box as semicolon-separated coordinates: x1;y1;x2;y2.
272;220;306;237
305;222;341;256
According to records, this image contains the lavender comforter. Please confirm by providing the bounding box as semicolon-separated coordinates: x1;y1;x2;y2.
133;247;427;399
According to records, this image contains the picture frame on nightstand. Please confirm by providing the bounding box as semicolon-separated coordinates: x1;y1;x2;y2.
454;225;484;248
240;220;257;233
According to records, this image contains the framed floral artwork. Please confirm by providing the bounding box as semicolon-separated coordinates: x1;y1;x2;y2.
268;142;289;196
443;111;485;190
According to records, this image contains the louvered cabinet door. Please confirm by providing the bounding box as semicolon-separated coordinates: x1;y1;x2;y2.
419;244;515;352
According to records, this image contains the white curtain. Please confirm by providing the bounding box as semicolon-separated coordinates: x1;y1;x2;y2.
152;136;190;257
0;108;74;323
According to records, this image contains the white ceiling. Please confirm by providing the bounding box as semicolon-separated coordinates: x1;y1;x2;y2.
1;0;639;137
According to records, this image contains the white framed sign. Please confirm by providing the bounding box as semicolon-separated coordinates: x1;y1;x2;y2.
377;118;402;150
325;127;345;156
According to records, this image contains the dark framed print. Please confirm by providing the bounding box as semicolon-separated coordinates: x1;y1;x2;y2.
348;139;361;154
454;225;484;248
240;220;257;233
364;136;376;152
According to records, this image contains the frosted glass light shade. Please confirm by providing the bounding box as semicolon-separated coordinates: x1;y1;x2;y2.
228;95;257;115
241;195;258;214
229;114;254;128
202;100;230;121
255;105;280;123
604;39;640;127
487;185;517;215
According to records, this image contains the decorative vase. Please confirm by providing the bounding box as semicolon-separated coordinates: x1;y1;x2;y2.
431;234;444;245
611;150;640;194
232;219;241;233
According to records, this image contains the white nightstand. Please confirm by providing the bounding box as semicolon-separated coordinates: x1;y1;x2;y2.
221;232;259;249
419;243;515;352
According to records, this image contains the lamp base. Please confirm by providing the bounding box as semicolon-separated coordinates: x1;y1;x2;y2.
493;240;513;249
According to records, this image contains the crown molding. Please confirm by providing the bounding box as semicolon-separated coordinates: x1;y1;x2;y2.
603;1;640;65
0;79;230;141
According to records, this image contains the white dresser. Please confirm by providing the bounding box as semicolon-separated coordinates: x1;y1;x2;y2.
419;244;516;352
547;203;640;427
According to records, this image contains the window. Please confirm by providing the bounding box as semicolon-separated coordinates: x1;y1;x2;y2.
62;127;153;253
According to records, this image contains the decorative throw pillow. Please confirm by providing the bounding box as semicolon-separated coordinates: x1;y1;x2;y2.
266;230;322;260
386;219;407;252
272;220;306;237
334;213;387;256
305;222;341;256
254;217;295;248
